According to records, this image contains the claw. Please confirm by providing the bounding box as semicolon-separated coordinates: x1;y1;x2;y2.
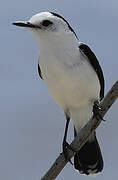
63;141;73;164
93;101;106;121
63;141;77;165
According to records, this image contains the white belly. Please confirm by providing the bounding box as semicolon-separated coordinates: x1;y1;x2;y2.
40;57;100;106
39;50;100;132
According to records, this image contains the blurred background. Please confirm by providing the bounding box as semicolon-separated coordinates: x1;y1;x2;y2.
0;0;118;179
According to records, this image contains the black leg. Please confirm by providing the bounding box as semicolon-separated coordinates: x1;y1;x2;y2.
63;114;70;145
62;114;77;164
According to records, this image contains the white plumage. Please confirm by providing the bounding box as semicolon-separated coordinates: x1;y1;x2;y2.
13;11;104;175
27;12;100;133
35;26;100;133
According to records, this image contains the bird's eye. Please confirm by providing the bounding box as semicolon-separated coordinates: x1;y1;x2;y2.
41;20;53;27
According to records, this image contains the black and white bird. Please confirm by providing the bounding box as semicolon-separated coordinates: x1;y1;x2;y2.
13;12;104;175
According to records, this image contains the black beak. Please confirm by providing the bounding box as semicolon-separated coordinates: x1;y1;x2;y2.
12;21;40;28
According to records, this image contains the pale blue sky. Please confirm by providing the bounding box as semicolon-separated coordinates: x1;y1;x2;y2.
0;0;118;179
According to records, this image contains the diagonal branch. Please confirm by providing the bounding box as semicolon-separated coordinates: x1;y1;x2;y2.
41;80;118;180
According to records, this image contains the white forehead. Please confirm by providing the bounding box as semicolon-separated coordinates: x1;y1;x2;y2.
28;12;77;38
29;12;66;26
29;12;51;22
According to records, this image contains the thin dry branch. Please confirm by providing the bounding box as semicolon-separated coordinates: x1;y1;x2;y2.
41;80;118;180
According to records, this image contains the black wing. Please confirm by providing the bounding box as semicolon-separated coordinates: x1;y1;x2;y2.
38;63;43;79
79;43;104;100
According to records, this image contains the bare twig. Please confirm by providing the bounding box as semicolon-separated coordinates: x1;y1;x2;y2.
41;80;118;180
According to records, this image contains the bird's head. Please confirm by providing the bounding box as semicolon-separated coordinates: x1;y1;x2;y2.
13;12;78;45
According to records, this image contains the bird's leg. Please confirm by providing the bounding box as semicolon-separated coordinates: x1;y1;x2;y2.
62;114;77;165
93;100;105;121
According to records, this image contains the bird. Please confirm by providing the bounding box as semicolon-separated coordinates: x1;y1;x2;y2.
13;12;104;175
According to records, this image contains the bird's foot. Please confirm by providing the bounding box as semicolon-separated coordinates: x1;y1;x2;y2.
62;141;77;165
93;100;105;121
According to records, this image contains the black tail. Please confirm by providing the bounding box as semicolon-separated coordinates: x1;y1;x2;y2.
74;130;103;175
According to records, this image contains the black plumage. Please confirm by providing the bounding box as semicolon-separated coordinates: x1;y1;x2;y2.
73;43;104;175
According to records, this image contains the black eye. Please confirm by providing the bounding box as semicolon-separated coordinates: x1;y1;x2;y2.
41;20;53;27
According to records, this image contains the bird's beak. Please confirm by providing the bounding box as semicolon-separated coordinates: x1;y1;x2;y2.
12;21;40;28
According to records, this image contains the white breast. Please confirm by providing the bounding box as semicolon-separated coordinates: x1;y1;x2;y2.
39;40;100;132
39;44;100;109
30;21;101;132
